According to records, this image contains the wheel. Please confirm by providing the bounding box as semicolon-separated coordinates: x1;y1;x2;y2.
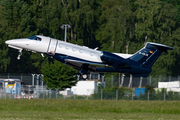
79;73;88;80
82;74;88;80
78;70;89;80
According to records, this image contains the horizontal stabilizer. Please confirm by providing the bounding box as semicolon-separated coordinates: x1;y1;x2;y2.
146;42;173;52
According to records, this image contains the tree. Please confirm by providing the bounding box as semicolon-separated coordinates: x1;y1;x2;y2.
1;0;50;73
41;61;78;90
0;0;33;73
96;0;135;53
60;0;102;48
0;4;10;73
135;0;180;76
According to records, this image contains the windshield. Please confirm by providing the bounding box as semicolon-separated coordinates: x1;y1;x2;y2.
27;36;42;41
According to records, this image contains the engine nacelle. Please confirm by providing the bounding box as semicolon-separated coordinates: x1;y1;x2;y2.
100;51;129;66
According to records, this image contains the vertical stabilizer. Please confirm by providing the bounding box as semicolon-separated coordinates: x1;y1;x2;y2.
129;42;173;68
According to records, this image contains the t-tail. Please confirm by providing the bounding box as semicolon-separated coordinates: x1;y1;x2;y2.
128;42;173;76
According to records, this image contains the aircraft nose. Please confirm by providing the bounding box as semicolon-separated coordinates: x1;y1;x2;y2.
5;40;10;44
5;40;16;45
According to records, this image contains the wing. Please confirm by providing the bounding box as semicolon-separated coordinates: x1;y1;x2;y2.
65;59;107;66
64;58;131;71
64;59;109;72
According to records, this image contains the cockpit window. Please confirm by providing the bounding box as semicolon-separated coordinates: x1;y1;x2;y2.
28;36;36;40
27;36;42;41
35;37;41;41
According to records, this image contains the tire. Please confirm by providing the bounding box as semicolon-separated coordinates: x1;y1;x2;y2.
82;74;88;80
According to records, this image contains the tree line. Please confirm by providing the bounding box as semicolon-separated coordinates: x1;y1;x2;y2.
0;0;180;78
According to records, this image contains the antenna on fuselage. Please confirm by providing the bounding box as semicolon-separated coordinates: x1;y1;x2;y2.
94;47;99;50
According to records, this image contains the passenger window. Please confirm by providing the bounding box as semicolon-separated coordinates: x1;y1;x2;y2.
66;46;69;50
72;48;76;51
80;49;83;53
90;52;94;56
59;44;63;48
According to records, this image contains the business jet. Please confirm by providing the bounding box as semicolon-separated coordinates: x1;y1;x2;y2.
5;35;173;79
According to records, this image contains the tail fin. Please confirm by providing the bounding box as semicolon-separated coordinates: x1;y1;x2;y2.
129;42;173;68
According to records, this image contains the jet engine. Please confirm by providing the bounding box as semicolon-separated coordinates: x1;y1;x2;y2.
100;51;129;66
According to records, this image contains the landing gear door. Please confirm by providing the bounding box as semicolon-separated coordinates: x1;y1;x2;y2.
47;39;58;55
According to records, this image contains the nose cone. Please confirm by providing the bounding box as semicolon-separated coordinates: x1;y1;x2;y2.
5;40;17;46
5;40;10;44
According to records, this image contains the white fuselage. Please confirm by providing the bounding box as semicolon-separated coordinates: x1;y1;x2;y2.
5;35;132;63
56;41;102;63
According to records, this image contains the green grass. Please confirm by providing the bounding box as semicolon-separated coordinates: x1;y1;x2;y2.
0;99;180;119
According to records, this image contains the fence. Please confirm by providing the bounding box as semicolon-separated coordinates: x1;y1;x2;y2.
0;73;180;88
1;73;180;101
1;87;180;101
103;75;180;88
0;73;43;85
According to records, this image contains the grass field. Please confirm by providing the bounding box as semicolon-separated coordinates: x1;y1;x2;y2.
0;99;180;120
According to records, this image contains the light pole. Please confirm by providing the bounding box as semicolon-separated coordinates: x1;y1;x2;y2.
31;74;35;85
102;75;105;88
144;35;148;44
60;24;71;42
41;74;44;88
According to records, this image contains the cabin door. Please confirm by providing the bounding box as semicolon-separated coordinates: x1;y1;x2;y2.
47;39;58;55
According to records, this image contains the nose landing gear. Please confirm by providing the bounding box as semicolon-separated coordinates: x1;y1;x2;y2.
17;49;23;60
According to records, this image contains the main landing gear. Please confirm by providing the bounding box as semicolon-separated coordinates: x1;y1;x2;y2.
78;70;89;80
81;73;88;80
